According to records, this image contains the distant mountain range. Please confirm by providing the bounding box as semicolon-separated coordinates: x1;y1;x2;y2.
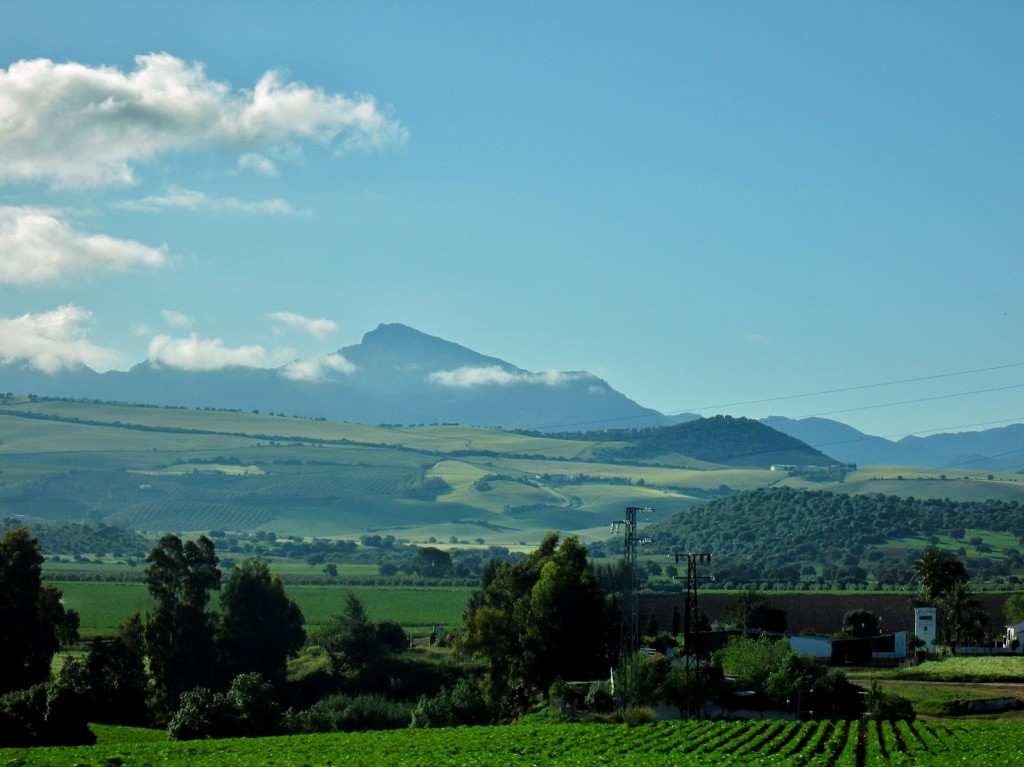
2;322;1021;470
762;416;1024;473
0;323;673;432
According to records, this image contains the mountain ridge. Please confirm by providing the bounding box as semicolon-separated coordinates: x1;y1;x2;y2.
2;322;1022;468
0;322;671;431
763;416;1024;472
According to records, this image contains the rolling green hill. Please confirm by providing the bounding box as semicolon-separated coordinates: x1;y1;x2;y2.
2;396;1022;560
635;486;1024;588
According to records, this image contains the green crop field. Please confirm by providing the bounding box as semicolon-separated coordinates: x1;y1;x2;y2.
5;719;1024;766
54;581;472;636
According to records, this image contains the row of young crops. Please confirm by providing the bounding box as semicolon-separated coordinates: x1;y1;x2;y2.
5;719;1024;767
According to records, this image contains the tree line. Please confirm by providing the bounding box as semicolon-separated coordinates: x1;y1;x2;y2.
1;527;304;744
7;526;985;746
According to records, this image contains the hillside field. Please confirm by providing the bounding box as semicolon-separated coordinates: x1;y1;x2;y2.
4;397;1022;548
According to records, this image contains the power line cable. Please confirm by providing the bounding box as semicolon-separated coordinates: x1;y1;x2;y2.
793;383;1024;420
536;371;1024;433
661;361;1024;417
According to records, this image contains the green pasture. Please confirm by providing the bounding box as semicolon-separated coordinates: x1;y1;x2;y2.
836;467;1024;503
53;580;472;636
870;656;1024;683
866;680;1024;719
882;530;1019;564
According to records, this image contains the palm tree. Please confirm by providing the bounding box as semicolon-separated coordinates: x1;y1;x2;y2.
911;546;967;605
939;580;988;652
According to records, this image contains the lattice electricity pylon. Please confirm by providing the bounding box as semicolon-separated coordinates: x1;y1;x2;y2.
612;506;654;657
668;551;713;718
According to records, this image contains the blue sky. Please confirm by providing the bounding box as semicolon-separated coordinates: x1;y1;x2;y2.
1;1;1021;438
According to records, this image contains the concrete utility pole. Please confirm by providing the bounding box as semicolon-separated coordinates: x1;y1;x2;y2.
611;506;653;657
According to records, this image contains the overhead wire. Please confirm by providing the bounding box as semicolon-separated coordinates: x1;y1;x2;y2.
533;361;1024;435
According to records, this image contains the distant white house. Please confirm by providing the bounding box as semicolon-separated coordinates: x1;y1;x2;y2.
1004;621;1024;651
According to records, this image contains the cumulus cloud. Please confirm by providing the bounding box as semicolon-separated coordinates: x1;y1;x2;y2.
238;152;279;176
269;311;338;339
280;353;357;382
428;365;595;388
113;187;296;214
0;205;167;285
0;53;408;188
147;333;271;371
160;309;193;328
0;305;121;373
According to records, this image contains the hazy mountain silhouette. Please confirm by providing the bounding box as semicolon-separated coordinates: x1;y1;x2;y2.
762;416;1024;472
0;323;672;431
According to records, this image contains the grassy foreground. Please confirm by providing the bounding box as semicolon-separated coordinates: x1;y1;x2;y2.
5;719;1024;766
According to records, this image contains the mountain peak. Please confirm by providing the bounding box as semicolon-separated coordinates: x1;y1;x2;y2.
342;323;514;374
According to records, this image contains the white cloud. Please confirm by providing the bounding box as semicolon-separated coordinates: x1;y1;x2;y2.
160;310;193;328
0;305;121;373
0;205;167;285
147;333;270;371
269;311;338;339
238;152;278;176
0;53;408;189
745;333;769;343
114;187;296;214
428;365;595;388
280;353;357;382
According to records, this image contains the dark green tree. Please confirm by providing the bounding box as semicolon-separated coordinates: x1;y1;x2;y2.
410;546;453;577
461;532;608;704
311;592;407;686
722;591;787;633
911;545;968;605
58;613;148;726
217;559;305;687
910;547;985;649
1004;593;1024;625
143;534;221;719
939;580;988;651
841;609;880;638
0;527;79;695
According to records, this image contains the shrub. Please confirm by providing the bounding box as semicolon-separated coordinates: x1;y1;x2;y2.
226;673;281;737
584;681;614;713
410;678;489;728
167;673;282;740
863;682;915;722
0;682;94;747
285;694;412;733
167;688;234;740
622;706;657;726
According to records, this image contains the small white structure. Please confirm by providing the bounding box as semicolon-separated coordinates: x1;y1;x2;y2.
872;631;907;660
915;607;937;652
1004;621;1024;651
789;635;833;659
